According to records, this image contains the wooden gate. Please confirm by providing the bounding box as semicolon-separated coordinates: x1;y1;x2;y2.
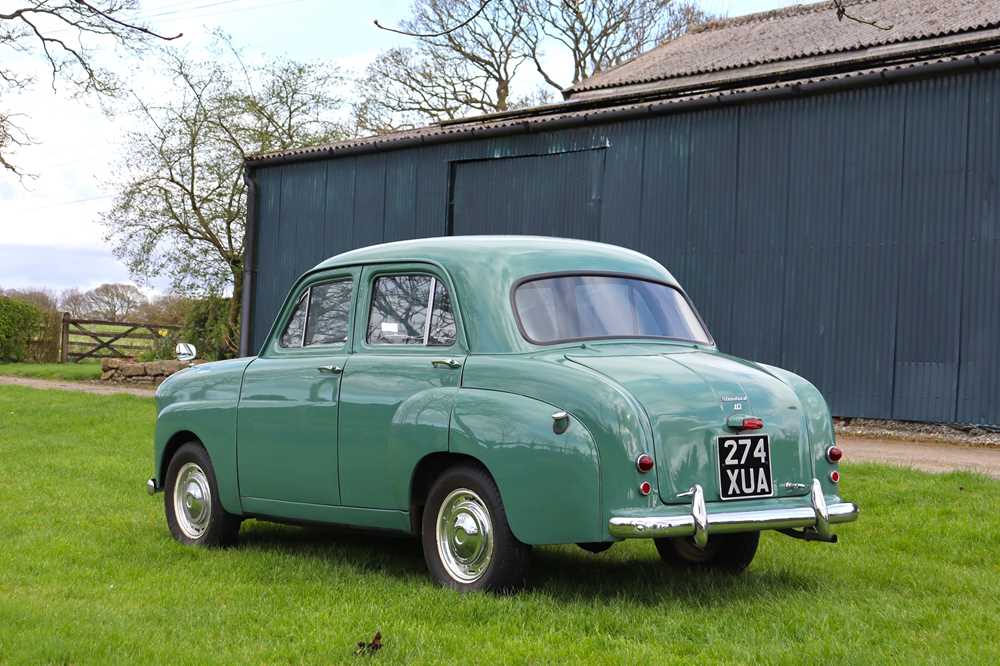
60;313;180;363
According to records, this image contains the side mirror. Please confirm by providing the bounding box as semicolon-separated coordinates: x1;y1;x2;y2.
175;342;197;362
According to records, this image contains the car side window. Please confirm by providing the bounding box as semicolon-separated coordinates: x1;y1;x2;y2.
279;293;308;348
305;279;352;346
278;278;353;349
367;274;456;346
428;280;456;346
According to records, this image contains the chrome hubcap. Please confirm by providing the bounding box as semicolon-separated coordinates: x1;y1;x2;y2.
436;488;493;583
173;462;211;539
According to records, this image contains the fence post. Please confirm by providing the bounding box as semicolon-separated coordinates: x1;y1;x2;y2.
60;312;70;363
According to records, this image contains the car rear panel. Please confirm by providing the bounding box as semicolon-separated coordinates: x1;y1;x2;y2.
567;350;814;504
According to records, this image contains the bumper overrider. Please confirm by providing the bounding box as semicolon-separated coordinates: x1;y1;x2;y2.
609;479;858;546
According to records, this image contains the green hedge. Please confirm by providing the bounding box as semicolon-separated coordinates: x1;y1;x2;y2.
0;297;44;362
179;296;232;361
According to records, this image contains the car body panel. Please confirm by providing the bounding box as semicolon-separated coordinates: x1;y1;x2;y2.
449;388;602;544
567;350;812;504
154;357;255;515
237;353;348;505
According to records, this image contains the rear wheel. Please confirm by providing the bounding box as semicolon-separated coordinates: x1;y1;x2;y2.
164;442;241;547
421;464;530;592
654;531;759;573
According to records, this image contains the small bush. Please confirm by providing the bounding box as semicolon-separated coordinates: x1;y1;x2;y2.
0;297;45;362
179;296;233;361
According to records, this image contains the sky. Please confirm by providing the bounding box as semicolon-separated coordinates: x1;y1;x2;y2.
0;0;797;296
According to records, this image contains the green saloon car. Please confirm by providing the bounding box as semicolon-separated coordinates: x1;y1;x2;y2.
149;236;858;592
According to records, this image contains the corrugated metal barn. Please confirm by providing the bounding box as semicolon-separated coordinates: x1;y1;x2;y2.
243;0;1000;426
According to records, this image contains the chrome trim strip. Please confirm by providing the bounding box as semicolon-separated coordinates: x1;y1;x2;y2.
608;478;858;540
423;276;436;345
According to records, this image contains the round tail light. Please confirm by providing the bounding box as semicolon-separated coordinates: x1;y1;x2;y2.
639;481;652;496
636;453;654;473
826;446;843;463
830;470;841;484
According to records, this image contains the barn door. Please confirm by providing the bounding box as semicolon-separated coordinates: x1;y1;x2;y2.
448;148;606;239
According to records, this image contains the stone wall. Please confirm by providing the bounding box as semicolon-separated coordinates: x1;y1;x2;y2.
100;358;191;384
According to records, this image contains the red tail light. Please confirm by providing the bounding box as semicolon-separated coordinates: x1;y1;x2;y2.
636;453;654;473
826;446;843;463
741;417;764;430
639;481;652;496
830;470;841;483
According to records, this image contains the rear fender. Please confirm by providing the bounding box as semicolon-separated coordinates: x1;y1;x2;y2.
449;389;602;545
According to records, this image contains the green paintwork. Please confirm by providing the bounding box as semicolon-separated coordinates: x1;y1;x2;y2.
154;236;847;545
154;357;254;515
338;264;466;510
450;389;602;544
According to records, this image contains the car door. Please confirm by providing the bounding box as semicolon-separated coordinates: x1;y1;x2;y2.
237;268;358;508
338;264;465;510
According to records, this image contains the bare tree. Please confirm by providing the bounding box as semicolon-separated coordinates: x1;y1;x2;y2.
356;0;536;133
102;43;348;354
59;288;90;317
0;1;180;176
519;0;710;89
84;283;146;321
359;0;710;132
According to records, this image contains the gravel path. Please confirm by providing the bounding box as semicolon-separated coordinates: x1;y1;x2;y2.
838;435;1000;480
0;376;154;397
1;376;998;479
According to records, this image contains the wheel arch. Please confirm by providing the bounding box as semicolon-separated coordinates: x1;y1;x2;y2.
158;430;201;486
408;451;491;535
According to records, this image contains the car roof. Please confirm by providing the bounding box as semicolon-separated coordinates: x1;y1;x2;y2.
311;236;679;353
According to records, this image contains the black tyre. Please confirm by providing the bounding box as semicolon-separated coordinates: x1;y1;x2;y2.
421;463;530;592
654;531;760;573
164;442;241;547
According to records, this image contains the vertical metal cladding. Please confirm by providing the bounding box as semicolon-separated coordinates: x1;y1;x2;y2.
247;67;1000;426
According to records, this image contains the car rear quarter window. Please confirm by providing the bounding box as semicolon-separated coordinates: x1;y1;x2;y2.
428;280;456;346
367;274;456;346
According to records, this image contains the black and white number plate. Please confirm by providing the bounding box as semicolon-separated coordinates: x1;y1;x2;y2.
717;435;774;501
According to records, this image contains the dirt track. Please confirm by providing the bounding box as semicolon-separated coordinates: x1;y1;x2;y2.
838;435;1000;480
0;375;154;397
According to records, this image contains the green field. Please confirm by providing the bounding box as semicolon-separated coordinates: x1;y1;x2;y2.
1;385;998;664
0;362;102;381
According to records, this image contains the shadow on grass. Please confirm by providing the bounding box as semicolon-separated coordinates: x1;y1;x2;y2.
233;521;817;603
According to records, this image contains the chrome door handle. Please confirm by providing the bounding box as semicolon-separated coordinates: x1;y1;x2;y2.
431;358;461;369
317;364;343;374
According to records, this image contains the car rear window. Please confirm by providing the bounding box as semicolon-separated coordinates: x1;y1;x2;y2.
513;274;710;345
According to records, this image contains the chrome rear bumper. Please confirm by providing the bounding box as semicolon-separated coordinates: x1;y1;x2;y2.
608;479;858;545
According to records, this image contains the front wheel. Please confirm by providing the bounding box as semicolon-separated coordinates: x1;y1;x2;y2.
654;531;759;573
164;442;241;547
421;464;530;592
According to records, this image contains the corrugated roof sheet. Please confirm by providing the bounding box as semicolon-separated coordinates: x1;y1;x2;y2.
567;0;1000;95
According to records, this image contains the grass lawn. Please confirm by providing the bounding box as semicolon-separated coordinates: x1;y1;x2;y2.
0;362;101;381
1;385;998;664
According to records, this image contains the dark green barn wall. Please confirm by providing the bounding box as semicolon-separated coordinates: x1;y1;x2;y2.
245;67;1000;426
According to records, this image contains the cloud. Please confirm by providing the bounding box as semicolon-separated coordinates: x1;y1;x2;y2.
0;244;165;293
